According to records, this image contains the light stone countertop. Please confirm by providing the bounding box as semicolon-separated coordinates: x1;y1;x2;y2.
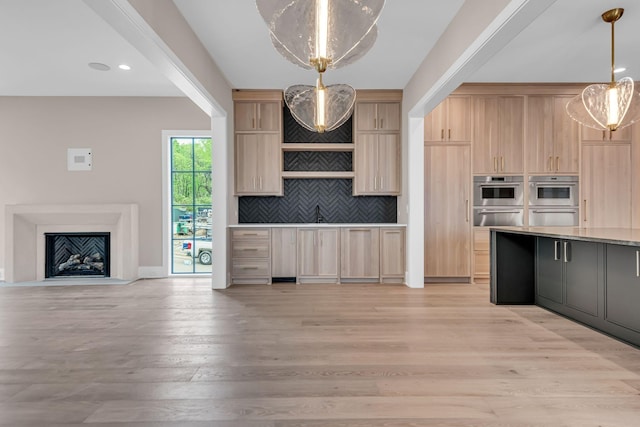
229;223;407;228
490;226;640;247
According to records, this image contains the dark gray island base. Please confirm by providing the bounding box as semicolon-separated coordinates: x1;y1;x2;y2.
491;227;640;348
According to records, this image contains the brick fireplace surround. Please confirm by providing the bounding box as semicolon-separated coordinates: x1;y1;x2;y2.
4;204;138;283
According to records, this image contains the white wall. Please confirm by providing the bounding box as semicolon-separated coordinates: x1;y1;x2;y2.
0;96;210;273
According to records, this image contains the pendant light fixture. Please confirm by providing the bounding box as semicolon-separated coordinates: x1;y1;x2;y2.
566;8;640;132
256;0;384;73
257;0;385;133
284;73;356;133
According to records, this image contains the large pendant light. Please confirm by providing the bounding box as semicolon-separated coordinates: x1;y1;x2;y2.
256;0;384;73
257;0;385;133
566;8;640;132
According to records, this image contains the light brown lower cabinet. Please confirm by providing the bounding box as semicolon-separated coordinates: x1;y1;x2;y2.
231;228;271;285
271;228;297;278
340;228;380;281
380;227;405;283
473;228;490;283
297;228;340;284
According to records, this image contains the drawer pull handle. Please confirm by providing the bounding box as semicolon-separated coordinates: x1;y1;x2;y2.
243;267;259;270
563;241;569;263
554;240;560;261
636;251;639;277
242;248;259;251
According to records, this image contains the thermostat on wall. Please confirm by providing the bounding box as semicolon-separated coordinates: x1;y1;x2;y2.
67;148;92;171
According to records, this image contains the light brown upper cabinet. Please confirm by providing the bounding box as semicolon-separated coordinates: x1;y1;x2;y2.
355;102;401;132
472;96;524;174
235;134;282;195
234;101;281;132
424;96;471;142
527;95;579;174
353;92;402;196
233;91;283;196
581;125;632;142
353;133;400;195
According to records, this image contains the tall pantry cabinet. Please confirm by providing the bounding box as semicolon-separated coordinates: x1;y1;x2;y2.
424;94;472;280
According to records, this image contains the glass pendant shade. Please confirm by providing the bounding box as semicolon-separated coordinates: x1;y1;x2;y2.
566;7;640;131
566;77;640;131
284;79;356;133
256;0;385;72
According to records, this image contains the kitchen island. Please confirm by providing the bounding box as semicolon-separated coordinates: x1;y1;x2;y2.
491;226;640;348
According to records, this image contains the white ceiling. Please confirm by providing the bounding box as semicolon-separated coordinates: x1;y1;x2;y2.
0;0;639;97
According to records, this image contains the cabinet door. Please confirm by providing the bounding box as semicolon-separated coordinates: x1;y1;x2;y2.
272;228;297;277
553;96;579;173
257;102;281;131
255;133;282;194
341;228;380;279
447;96;471;142
376;103;400;131
353;134;378;194
527;96;555;174
564;240;599;317
235;102;257;131
498;96;524;174
424;101;446;142
536;237;563;304
472;96;499;174
235;134;258;193
605;244;640;333
582;144;631;227
425;144;471;277
355;103;378;131
317;229;339;277
380;228;405;279
377;134;400;194
297;229;318;276
235;102;280;131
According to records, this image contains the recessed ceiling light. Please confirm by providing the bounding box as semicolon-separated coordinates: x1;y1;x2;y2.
614;67;626;73
118;64;131;71
88;62;110;71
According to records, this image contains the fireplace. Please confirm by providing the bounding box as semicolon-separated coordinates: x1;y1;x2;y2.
45;232;110;278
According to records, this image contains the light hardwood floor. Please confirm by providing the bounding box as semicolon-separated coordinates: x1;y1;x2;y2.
0;279;639;426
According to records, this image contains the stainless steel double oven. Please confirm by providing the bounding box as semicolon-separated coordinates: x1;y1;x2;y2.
473;176;524;226
528;176;579;226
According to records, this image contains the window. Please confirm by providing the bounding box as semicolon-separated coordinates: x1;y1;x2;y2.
170;137;212;274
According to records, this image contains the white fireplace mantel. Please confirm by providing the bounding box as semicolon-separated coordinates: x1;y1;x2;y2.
4;204;139;283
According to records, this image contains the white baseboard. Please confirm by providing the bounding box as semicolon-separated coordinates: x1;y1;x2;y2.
0;268;4;281
138;266;166;278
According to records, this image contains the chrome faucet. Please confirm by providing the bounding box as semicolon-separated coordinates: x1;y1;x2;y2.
315;205;326;223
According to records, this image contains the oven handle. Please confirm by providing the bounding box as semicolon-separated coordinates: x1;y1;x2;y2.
530;209;578;214
477;210;522;214
478;184;521;188
532;183;577;187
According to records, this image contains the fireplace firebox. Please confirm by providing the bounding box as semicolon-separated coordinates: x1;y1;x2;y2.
45;232;110;278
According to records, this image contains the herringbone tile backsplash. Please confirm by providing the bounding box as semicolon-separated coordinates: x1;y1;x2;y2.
239;179;397;223
238;106;397;224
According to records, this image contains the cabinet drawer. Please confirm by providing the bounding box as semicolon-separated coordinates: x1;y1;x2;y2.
231;228;270;239
232;240;270;258
474;228;490;251
232;259;270;277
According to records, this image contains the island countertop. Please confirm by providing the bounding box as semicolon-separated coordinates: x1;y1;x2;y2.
229;223;407;228
490;226;640;247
